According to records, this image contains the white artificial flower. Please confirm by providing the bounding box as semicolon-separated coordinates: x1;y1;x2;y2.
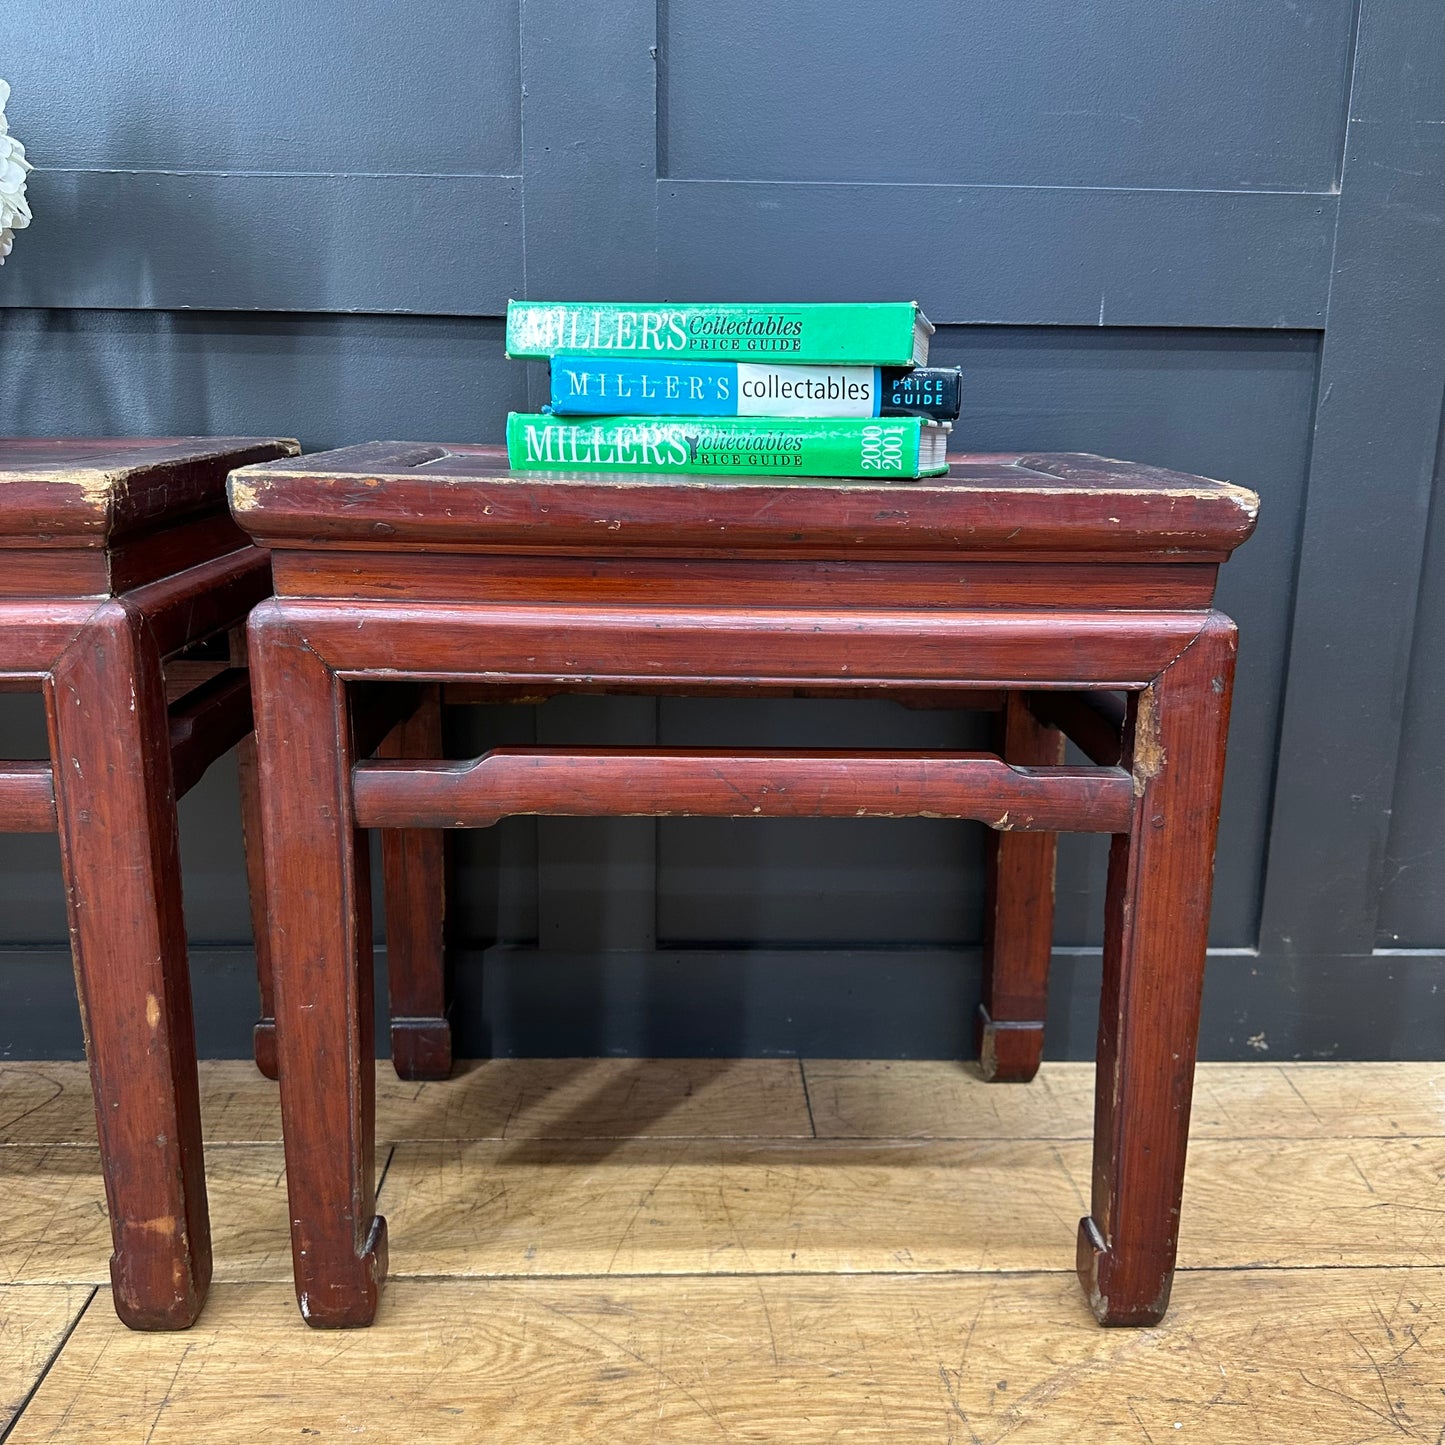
0;79;34;264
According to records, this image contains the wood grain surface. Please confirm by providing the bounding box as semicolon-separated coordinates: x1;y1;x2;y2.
0;1285;93;1434
230;447;1260;561
0;1145;293;1286
805;1058;1445;1140
0;437;296;544
0;1058;816;1146
352;748;1135;833
375;1133;1445;1279
8;1272;1442;1444
5;1058;1442;1439
7;1056;1442;1146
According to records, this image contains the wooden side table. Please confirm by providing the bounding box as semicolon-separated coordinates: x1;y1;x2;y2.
231;442;1258;1329
0;436;299;1327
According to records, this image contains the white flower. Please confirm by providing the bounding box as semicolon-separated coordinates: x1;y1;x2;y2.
0;79;34;265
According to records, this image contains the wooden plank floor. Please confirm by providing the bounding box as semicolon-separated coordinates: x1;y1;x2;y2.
1;1060;1442;1442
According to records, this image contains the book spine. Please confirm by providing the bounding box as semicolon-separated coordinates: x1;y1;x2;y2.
506;413;945;478
549;358;875;417
879;367;962;421
508;301;922;365
548;359;963;420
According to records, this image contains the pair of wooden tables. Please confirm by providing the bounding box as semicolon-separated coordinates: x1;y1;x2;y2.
1;436;1258;1331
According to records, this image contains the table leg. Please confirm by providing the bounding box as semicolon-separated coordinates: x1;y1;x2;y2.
47;602;211;1329
977;692;1065;1082
253;682;450;1084
378;685;451;1080
236;731;280;1081
1077;615;1236;1325
249;603;386;1328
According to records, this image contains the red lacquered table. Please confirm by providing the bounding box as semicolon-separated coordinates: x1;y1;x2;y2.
230;442;1258;1328
0;436;296;1327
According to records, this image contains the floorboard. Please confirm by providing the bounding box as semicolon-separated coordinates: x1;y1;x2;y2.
1;1058;1442;1441
803;1059;1445;1140
0;1057;814;1146
375;1134;1445;1278
0;1285;93;1435
9;1272;1444;1444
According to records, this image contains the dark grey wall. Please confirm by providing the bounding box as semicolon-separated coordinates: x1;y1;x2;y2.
2;0;1443;1060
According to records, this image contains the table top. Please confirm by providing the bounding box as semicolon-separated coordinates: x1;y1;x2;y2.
0;436;298;544
230;443;1259;561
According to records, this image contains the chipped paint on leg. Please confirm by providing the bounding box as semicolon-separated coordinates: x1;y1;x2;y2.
1131;688;1166;797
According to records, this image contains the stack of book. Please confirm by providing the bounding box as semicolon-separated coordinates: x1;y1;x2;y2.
503;301;959;480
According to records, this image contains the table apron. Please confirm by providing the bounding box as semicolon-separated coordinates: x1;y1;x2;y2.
272;601;1219;690
0;603;111;673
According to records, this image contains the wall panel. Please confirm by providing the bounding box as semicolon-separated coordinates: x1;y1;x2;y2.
1378;424;1445;946
3;0;1444;1058
0;1;524;311
661;0;1356;189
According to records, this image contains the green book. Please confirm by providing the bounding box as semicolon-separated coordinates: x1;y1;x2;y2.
506;301;932;366
506;413;951;479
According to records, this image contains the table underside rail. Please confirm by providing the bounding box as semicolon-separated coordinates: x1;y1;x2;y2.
440;681;1012;710
0;761;58;830
166;668;254;798
0;665;257;832
351;746;1134;833
1027;690;1127;766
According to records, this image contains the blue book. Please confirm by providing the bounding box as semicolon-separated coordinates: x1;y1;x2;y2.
546;357;961;421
